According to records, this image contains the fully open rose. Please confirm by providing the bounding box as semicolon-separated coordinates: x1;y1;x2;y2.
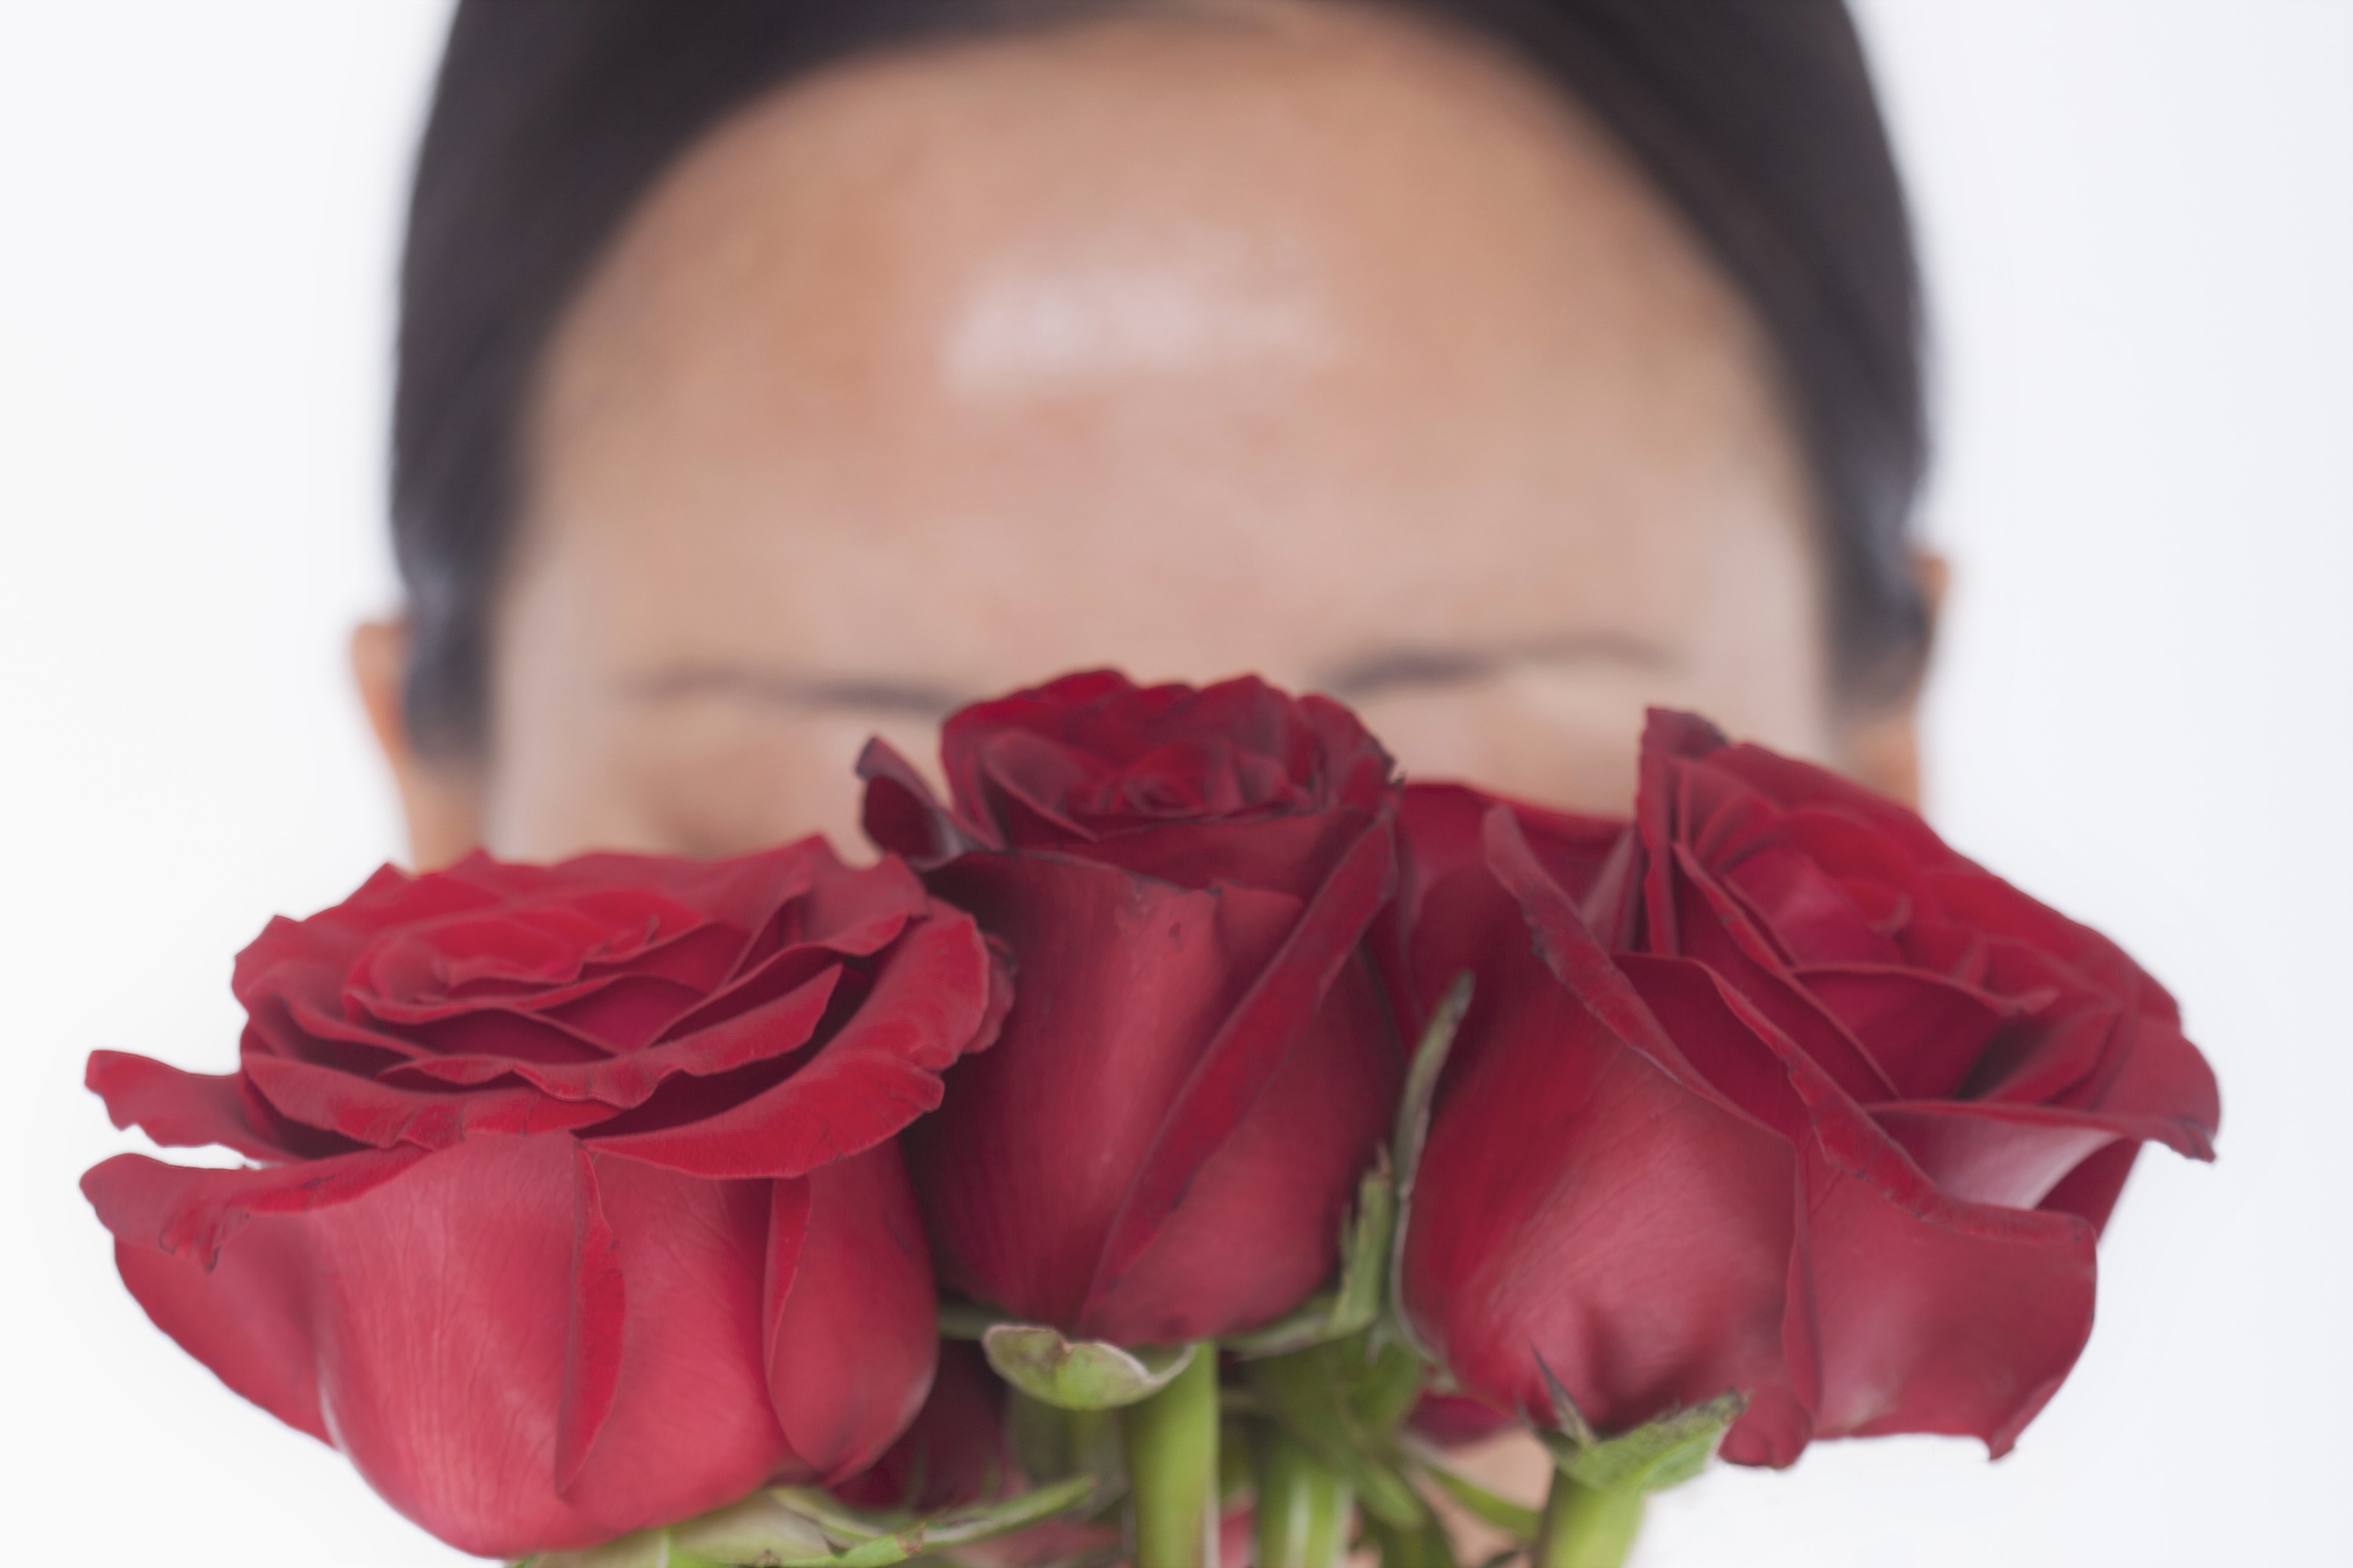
860;671;1403;1345
82;841;1007;1558
1392;712;2219;1465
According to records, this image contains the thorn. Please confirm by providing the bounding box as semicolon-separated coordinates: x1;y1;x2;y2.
1532;1352;1597;1448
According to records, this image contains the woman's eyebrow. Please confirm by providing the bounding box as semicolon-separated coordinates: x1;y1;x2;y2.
617;665;968;718
1318;633;1679;699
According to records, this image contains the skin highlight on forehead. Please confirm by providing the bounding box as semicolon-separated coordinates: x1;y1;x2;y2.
493;0;1828;860
940;225;1342;395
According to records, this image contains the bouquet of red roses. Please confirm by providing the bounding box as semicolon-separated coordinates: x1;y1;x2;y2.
82;673;2217;1568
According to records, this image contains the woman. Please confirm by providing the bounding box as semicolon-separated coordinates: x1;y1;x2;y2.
354;0;1939;871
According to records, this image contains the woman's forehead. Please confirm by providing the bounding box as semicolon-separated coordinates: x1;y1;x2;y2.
533;2;1770;469
513;0;1813;703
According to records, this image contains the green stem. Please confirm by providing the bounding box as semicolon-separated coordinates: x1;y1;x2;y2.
1252;1421;1355;1568
1358;1513;1457;1568
1009;1390;1123;1491
1533;1468;1645;1568
1124;1345;1219;1568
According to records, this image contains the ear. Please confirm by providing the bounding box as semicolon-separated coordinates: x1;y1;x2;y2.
351;619;484;869
1835;551;1948;810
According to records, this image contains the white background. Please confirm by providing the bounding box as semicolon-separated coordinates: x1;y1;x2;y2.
1;3;2345;1562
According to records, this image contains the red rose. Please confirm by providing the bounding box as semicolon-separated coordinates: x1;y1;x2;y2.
860;671;1402;1345
831;1340;1023;1514
1393;714;2219;1466
82;841;1007;1558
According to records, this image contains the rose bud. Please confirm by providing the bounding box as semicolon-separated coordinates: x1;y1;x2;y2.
860;671;1403;1346
82;841;1008;1559
1392;713;2219;1466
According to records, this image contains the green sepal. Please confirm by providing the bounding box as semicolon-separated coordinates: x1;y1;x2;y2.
1535;1374;1746;1497
1247;1341;1426;1529
1359;1509;1460;1568
1348;1340;1431;1436
1384;973;1473;1359
983;1325;1198;1412
1404;1448;1541;1540
1225;1160;1395;1358
513;1476;1100;1568
1009;1390;1126;1494
513;1531;691;1568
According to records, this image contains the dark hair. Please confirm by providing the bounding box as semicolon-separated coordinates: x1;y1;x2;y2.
394;0;1928;757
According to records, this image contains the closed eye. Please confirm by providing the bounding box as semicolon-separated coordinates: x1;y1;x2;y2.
1318;633;1679;701
619;667;969;719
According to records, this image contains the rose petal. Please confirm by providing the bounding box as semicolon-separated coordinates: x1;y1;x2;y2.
1382;785;1629;1031
1796;1138;2094;1454
1399;862;1804;1456
1483;813;1752;1112
457;840;829;952
939;673;1391;847
859;737;994;864
230;871;495;1040
93;1132;787;1557
245;988;434;1069
1660;844;1901;1104
1063;811;1342;894
1791;964;2011;1101
941;672;1130;824
271;983;608;1069
1631;956;2103;1455
909;854;1302;1329
351;889;715;1012
1665;766;1910;970
1957;945;2123;1107
588;913;996;1179
2067;1001;2219;1159
830;1340;1010;1511
1686;721;1952;868
82;1144;429;1271
86;1050;318;1162
556;1145;626;1493
245;842;845;1062
789;851;933;946
391;1004;632;1065
1081;813;1396;1324
535;967;726;1053
244;1053;615;1150
654;915;899;1044
381;967;842;1110
568;1151;788;1525
973;729;1121;846
1079;946;1400;1345
764;1143;937;1479
2037;1140;2141;1233
1871;1102;2127;1210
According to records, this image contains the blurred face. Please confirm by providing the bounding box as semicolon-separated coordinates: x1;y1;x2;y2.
397;0;1871;865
